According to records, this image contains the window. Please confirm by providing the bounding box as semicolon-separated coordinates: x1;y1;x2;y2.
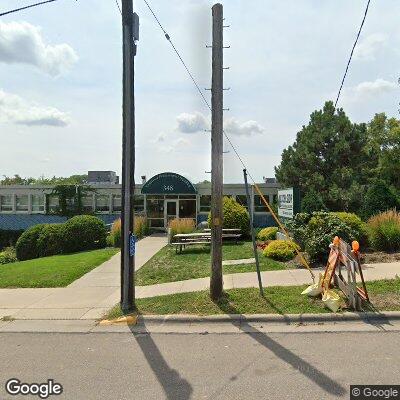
254;194;270;213
0;195;13;212
179;200;196;218
200;195;211;212
112;194;121;213
134;195;145;212
146;198;164;218
236;195;248;209
16;195;28;212
81;195;94;212
48;196;59;214
31;194;45;213
96;194;110;212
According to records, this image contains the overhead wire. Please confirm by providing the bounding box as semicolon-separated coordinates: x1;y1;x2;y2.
0;0;58;17
115;0;121;15
334;0;372;108
141;0;316;280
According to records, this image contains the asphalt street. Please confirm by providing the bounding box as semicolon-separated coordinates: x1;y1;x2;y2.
1;329;399;400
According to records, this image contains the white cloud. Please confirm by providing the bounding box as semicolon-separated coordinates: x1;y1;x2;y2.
176;111;209;133
157;137;190;153
224;118;265;136
0;21;78;76
354;78;396;96
354;33;386;61
0;89;70;127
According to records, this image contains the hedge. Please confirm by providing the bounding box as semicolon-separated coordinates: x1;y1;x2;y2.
16;224;47;261
15;215;107;261
63;215;107;253
36;224;65;257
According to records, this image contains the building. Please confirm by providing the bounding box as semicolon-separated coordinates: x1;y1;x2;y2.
0;171;279;231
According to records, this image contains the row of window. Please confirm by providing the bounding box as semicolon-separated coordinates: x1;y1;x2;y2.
0;193;277;214
0;194;45;213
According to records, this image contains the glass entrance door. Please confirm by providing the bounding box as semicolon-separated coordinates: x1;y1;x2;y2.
164;200;178;228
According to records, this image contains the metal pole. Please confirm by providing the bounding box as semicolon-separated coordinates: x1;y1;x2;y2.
210;3;224;301
121;0;139;313
243;169;263;296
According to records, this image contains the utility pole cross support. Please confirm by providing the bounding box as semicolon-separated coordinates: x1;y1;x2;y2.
210;3;224;300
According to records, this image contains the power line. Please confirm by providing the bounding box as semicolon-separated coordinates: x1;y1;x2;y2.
334;0;372;108
115;0;121;15
0;0;58;17
142;1;253;178
142;0;211;109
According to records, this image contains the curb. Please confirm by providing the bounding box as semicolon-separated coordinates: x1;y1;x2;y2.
135;311;400;324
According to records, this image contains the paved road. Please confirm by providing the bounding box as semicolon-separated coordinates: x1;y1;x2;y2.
1;330;399;399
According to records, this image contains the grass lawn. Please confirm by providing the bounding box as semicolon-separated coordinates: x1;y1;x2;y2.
0;248;119;288
106;278;400;318
136;241;286;286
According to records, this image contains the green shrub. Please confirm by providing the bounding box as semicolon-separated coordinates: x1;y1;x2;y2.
285;212;312;249
208;196;250;235
36;224;65;257
0;247;17;265
367;210;400;251
304;212;357;263
333;212;368;245
15;224;47;261
263;240;299;261
63;215;107;253
361;181;399;219
257;227;278;241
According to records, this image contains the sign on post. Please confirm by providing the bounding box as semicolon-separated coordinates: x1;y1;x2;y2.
277;187;300;219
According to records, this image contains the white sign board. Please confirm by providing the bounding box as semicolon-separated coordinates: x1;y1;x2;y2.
278;188;295;219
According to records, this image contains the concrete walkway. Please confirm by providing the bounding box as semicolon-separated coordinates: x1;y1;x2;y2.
0;234;167;321
134;261;400;299
1;235;400;321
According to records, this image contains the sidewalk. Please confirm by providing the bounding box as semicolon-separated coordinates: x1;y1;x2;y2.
135;261;400;299
0;234;167;321
1;236;400;321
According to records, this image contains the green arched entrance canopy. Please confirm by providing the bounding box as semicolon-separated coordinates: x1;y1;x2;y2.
141;172;197;195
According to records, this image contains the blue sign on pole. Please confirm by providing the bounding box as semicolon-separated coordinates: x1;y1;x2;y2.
129;234;136;257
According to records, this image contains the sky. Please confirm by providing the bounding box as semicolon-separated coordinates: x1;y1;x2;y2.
0;0;399;184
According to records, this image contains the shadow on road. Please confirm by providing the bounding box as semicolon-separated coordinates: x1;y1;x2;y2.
129;323;193;400
217;302;346;397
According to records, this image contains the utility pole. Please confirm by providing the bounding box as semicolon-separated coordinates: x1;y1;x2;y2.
120;0;139;313
210;3;224;301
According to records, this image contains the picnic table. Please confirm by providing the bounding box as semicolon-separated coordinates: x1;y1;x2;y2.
171;229;242;253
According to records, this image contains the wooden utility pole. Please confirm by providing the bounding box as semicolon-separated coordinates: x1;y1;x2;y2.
210;3;224;300
121;0;139;313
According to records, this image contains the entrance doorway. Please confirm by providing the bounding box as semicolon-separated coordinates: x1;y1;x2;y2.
164;200;178;228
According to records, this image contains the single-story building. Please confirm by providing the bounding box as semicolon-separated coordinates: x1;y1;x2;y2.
0;171;279;231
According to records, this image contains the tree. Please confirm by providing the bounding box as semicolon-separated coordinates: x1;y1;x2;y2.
301;189;327;213
0;174;88;186
367;113;400;190
275;101;373;212
361;180;399;219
